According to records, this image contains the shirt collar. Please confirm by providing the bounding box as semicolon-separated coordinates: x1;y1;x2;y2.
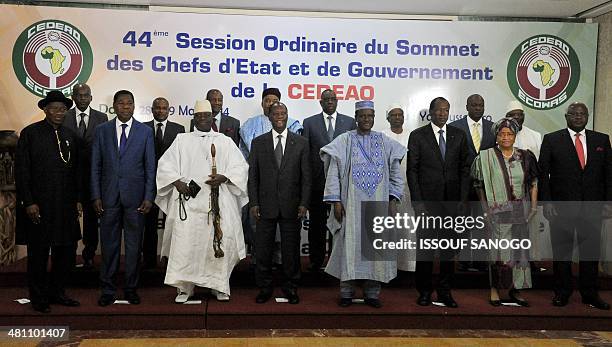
154;118;168;127
568;127;586;138
75;106;91;116
323;111;337;119
431;122;447;134
466;116;482;127
272;127;288;138
117;117;133;128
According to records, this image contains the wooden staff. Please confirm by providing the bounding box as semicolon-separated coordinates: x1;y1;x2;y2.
208;143;224;258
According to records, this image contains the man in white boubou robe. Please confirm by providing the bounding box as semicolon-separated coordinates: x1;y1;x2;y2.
156;99;248;303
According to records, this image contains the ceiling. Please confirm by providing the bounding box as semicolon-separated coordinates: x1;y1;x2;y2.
32;0;612;18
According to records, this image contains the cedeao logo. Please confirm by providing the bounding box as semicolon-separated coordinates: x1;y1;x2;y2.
12;20;93;97
507;35;580;111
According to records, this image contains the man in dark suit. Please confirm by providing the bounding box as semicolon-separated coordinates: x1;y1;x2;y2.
407;97;470;308
16;91;82;313
302;89;356;272
190;89;240;146
539;102;611;310
248;101;311;305
63;83;108;268
143;97;185;269
91;90;156;306
449;94;494;272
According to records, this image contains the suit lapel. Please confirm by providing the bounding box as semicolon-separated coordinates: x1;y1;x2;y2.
333;115;343;139
110;118;120;157
280;133;295;172
585;130;597;169
264;132;278;170
65;109;77;132
425;125;444;163
121;120;138;157
461;118;477;154
162;122;172;147
219;116;228;134
316;113;329;144
84;112;98;139
562;130;582;169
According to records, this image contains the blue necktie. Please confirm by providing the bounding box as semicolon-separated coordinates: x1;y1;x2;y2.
438;129;446;160
119;123;128;155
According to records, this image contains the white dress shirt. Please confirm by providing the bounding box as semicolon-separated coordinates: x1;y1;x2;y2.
431;122;447;143
323;111;337;133
272;128;288;155
74;106;91;128
116;117;133;148
567;127;587;162
154;119;168;138
514;125;542;159
466;116;483;140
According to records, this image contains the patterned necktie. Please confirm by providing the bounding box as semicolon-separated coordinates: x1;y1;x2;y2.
438;129;446;160
275;134;283;167
119;124;128;154
575;133;585;169
471;122;481;152
327;115;335;141
156;122;163;154
212;117;218;132
78;113;87;138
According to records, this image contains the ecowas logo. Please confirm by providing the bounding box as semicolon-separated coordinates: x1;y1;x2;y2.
507;35;580;110
12;20;93;97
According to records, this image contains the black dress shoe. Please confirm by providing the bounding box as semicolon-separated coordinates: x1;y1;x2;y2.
286;292;300;305
32;302;50;313
125;292;140;305
338;298;352;307
509;289;529;307
50;295;80;307
98;294;115;307
255;289;273;304
582;295;610;310
489;299;501;307
364;298;383;308
417;292;432;306
438;293;458;308
552;294;569;307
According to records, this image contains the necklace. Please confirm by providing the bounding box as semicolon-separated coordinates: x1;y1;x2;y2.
55;130;71;164
501;148;514;159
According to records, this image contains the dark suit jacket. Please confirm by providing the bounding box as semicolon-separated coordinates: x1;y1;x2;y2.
449;116;495;164
407;123;471;202
539;129;612;202
91;118;156;208
302;112;356;193
190;114;240;146
248;131;312;219
145;120;185;160
63;108;108;198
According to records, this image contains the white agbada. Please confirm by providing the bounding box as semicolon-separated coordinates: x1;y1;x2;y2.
155;130;248;295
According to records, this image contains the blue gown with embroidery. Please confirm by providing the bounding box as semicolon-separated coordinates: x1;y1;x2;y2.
320;130;405;282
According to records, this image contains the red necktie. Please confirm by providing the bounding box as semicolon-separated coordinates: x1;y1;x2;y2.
575;133;585;169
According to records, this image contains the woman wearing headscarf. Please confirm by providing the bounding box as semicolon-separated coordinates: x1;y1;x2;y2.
471;117;539;307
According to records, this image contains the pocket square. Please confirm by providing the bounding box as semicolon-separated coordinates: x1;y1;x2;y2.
596;146;605;152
